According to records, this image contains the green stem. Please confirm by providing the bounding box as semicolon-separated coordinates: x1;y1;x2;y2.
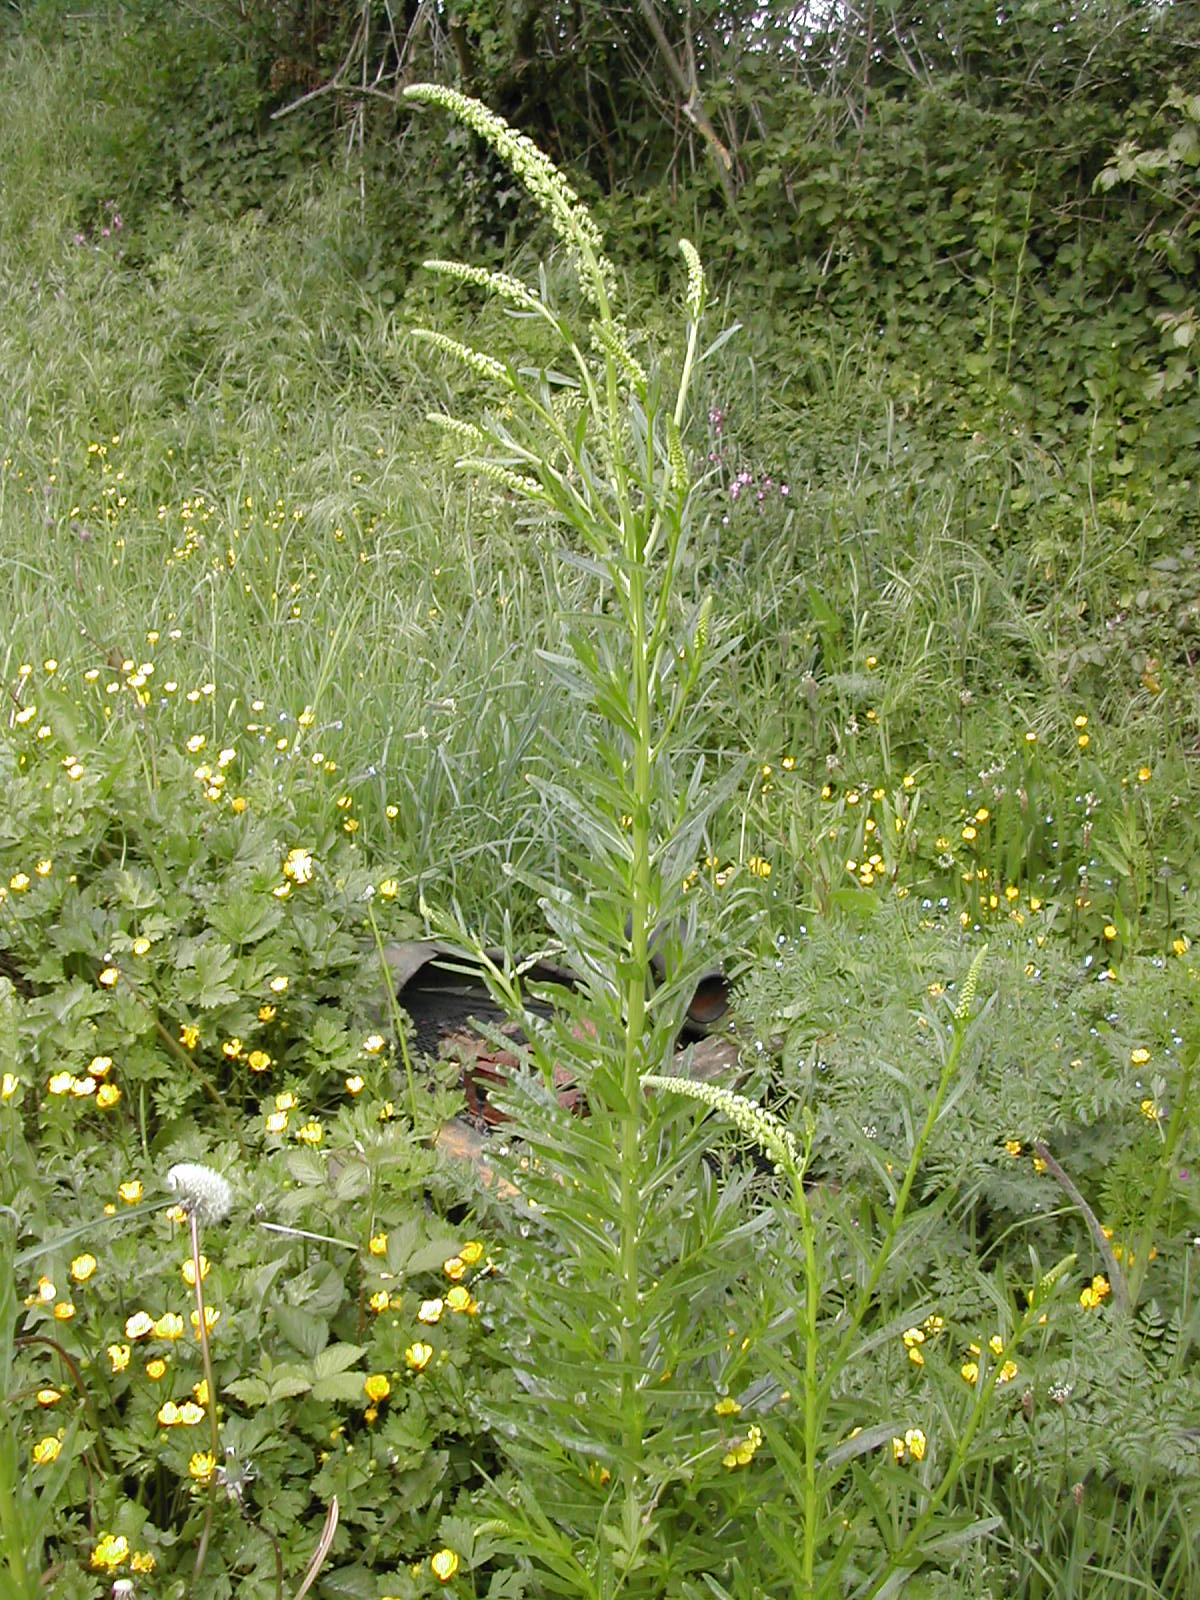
861;1299;1042;1599
12;1333;115;1476
828;1015;970;1391
365;899;419;1125
790;1174;821;1596
618;551;652;1567
189;1210;221;1587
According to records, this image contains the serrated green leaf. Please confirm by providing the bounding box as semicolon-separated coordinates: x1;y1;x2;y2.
311;1343;366;1381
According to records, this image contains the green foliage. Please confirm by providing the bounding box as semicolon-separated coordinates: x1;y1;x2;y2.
0;661;508;1595
2;9;1200;1594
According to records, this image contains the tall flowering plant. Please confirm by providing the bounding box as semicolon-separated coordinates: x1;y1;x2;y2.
404;83;741;1596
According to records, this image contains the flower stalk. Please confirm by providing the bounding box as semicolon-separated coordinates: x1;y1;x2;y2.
405;83;713;1592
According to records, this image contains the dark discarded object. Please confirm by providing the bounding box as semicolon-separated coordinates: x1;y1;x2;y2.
381;940;738;1130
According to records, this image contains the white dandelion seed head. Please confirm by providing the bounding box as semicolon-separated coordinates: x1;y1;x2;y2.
166;1162;233;1225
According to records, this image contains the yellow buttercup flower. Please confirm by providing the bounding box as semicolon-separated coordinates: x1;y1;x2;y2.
33;1435;62;1466
431;1549;459;1583
282;847;314;885
405;1341;433;1371
70;1253;97;1282
89;1533;130;1570
364;1373;391;1404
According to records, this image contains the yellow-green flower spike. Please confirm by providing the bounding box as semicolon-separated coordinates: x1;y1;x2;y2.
457;458;545;500
409;328;510;384
955;944;989;1021
422;259;542;312
404;83;616;308
643;1074;802;1176
679;238;706;320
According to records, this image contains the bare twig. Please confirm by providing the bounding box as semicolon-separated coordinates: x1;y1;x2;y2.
1033;1141;1128;1319
293;1497;339;1600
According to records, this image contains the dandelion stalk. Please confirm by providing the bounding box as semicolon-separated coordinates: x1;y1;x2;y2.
164;1164;231;1589
187;1205;222;1586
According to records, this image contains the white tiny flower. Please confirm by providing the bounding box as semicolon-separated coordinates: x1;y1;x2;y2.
166;1163;233;1225
642;1075;802;1176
